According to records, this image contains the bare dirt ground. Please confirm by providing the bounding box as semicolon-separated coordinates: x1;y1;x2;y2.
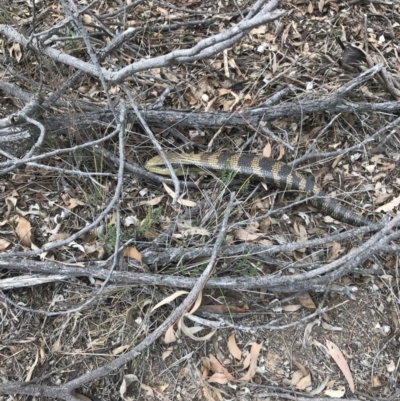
0;0;400;400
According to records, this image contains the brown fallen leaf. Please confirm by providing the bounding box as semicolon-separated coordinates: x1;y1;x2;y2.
162;348;173;361
25;350;39;382
200;304;248;314
138;195;164;206
278;145;285;160
299;293;316;309
326;339;355;392
234;229;261;241
373;375;382;387
290;369;304;385
325;386;346;397
164;325;176;344
151;290;189;313
227;334;242;361
48;233;70;242
123;246;142;262
296;374;312;390
16;217;32;247
242;352;251;370
294;222;307;253
4;196;17;220
208;372;229;384
162;183;197;207
263;142;272;158
282;304;302;312
180;317;216;342
238;342;263;381
66;198;86;211
327;242;343;262
0;239;11;251
375;195;400;213
180;227;211;236
379;162;396;172
72;393;95;401
209;354;235;381
293;358;309;377
83;242;106;259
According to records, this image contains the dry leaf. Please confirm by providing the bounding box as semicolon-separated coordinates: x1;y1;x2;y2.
201;357;211;379
10;42;22;62
16;217;32;247
375;195;400;212
282;304;302;312
291;370;304;385
386;361;395;373
264;352;281;370
322;322;342;331
263;143;272;158
123;246;142;262
293;358;309;377
112;344;130;355
332;154;344;170
326;339;354;392
188;291;203;315
162;183;197;207
181;227;211;236
209;354;235;381
296;374;312;390
238;342;263;381
208;372;229;384
202;385;223;401
120;374;138;401
325;386;346;397
138;195;164;206
151;290;188;312
295;223;307;253
299;293;316;309
250;26;266;35
371;154;385;163
25;350;39;382
379;163;396;172
48;233;70;242
4;196;17;220
201;304;247;314
82;242;105;259
234;229;260;241
162;348;173;360
310;376;330;395
200;304;229;314
164;325;176;344
52;338;61;353
227;334;242;360
0;239;11;251
140;383;154;398
181;318;216;341
327;242;342;262
66;198;86;211
303;319;320;345
242;352;251;370
109;212;117;226
162;70;180;83
39;340;46;364
373;375;382;387
278;145;285;160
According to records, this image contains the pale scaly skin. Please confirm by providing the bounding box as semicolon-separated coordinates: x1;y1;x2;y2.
145;152;371;226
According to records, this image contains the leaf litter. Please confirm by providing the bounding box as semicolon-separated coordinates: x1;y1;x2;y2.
1;0;400;399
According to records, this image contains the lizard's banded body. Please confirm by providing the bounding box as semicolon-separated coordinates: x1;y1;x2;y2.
145;152;370;227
